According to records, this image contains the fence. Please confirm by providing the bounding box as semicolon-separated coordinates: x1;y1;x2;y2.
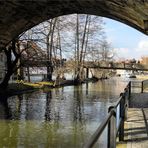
141;79;148;93
84;82;131;148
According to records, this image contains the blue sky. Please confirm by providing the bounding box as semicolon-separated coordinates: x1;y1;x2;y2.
104;18;148;60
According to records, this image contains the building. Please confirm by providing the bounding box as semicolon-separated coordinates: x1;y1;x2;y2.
0;41;66;83
140;56;148;65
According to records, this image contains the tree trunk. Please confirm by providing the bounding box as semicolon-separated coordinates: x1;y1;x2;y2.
75;14;89;82
57;20;62;67
75;14;80;82
27;67;30;82
0;71;13;89
47;63;53;81
46;20;53;81
82;15;91;64
0;39;20;89
46;18;57;81
80;14;89;63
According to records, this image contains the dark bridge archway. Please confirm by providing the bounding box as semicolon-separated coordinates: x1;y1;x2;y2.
0;0;148;47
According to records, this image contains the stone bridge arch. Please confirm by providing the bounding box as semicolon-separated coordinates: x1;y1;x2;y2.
0;0;148;47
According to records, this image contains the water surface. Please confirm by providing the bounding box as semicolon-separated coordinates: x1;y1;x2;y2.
0;77;128;148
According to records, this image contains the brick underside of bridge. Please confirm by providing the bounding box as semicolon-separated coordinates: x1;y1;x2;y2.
0;0;148;47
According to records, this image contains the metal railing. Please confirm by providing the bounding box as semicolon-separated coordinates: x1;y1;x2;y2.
141;79;148;93
84;82;131;148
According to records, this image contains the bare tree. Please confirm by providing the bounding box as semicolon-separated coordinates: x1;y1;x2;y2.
99;40;114;62
0;14;111;88
0;39;24;89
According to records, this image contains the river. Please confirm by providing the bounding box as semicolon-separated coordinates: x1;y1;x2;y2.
0;77;129;148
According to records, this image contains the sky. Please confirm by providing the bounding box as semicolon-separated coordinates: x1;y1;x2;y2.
104;18;148;60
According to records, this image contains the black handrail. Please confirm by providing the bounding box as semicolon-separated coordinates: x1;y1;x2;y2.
84;111;113;148
83;82;131;148
141;79;148;93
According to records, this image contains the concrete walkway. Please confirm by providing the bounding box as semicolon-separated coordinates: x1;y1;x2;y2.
126;108;148;148
117;93;148;148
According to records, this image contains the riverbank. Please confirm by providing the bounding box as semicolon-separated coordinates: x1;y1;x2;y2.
0;77;100;97
136;75;148;80
0;82;41;97
0;77;127;148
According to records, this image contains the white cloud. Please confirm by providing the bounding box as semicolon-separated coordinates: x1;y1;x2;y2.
114;48;130;59
136;40;148;52
113;40;148;60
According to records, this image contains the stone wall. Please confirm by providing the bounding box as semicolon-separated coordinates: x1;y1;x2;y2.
0;0;148;47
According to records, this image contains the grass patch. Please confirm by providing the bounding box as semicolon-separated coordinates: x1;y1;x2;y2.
136;75;148;80
37;81;54;86
7;82;38;91
7;80;55;92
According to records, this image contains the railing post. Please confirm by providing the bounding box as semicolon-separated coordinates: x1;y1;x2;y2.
124;91;128;121
119;93;125;141
86;68;89;79
141;81;144;93
108;106;116;148
128;81;131;98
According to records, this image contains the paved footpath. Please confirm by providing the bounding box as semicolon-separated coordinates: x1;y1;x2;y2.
126;108;148;148
117;93;148;148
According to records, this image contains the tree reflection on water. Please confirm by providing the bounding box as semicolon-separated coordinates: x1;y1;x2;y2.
0;77;127;147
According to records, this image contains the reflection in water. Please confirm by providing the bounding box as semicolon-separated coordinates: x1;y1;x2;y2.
73;85;84;123
0;77;128;147
45;91;52;121
0;96;11;119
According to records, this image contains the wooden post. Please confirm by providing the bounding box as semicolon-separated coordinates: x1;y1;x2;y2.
129;81;131;98
124;91;128;120
86;68;89;79
141;81;144;93
108;106;116;148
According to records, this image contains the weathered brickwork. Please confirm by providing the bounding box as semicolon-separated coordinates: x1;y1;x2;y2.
0;0;148;47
